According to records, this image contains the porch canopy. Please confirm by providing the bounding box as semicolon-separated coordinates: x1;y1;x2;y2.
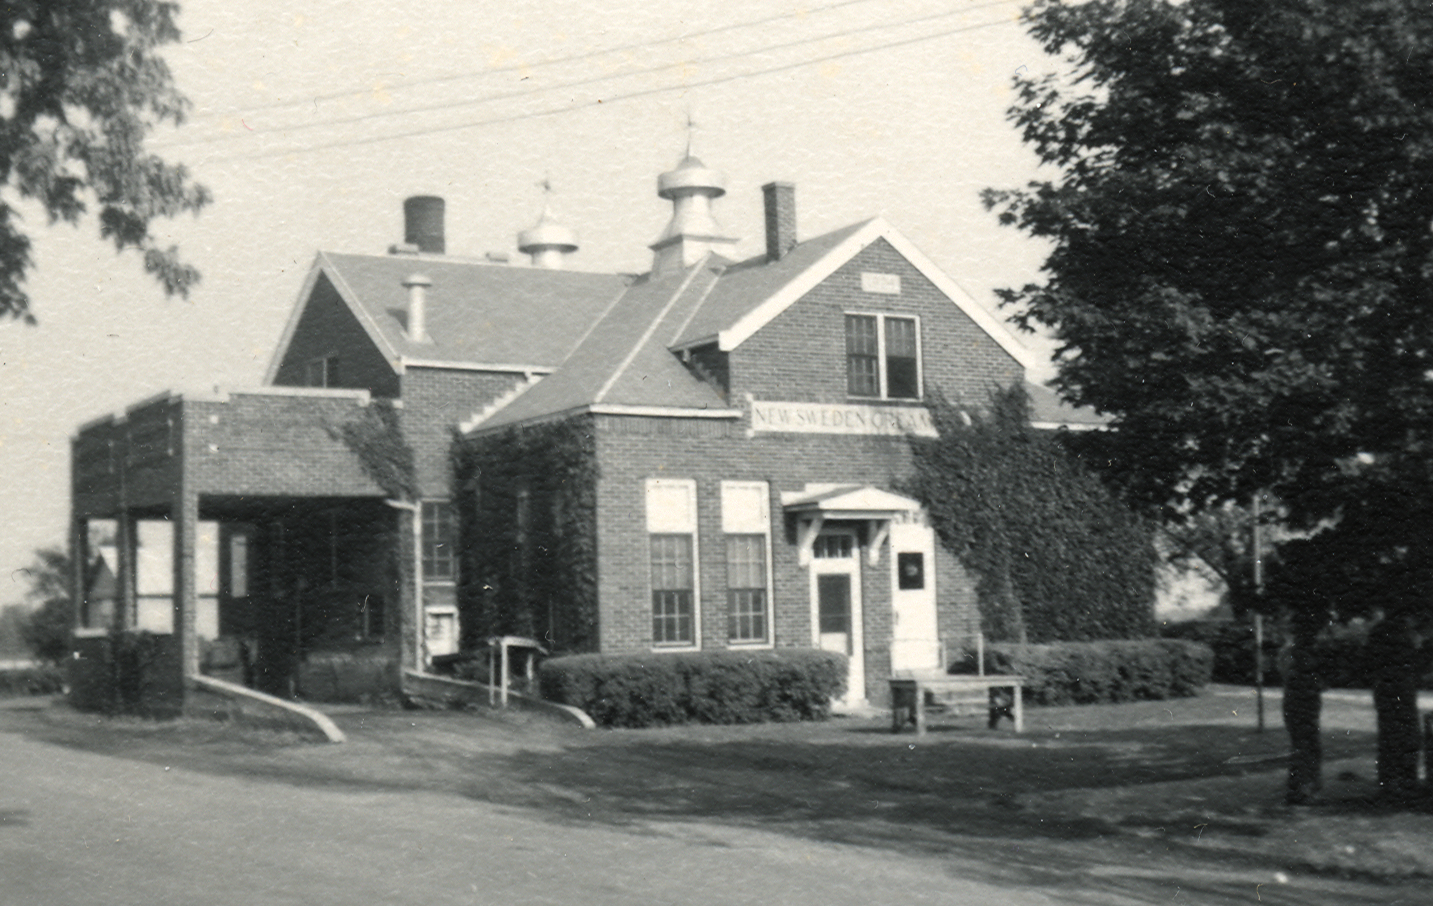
70;387;402;695
780;484;923;565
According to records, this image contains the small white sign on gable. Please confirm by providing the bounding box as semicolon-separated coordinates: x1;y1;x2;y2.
860;272;901;295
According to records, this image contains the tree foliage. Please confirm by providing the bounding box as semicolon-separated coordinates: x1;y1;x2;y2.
991;0;1433;803
908;388;1157;643
1;1;210;322
20;547;72;665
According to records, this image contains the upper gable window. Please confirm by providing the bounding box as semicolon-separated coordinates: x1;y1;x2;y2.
845;314;920;400
305;355;339;388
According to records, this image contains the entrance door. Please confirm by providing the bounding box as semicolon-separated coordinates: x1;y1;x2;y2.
889;517;940;673
810;530;864;704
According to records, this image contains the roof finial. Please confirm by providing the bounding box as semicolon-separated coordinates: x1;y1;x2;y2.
684;109;698;161
518;175;578;269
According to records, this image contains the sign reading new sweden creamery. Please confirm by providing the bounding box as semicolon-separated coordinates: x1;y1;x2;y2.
748;398;937;437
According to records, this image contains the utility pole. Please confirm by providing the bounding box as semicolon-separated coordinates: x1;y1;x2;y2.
1252;492;1266;733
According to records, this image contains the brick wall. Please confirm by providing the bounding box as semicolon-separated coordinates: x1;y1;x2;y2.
400;367;530;498
185;393;385;498
585;241;1019;703
592;414;981;704
730;238;1024;406
271;273;400;398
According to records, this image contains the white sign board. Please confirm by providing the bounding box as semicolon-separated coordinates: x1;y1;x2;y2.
749;399;937;437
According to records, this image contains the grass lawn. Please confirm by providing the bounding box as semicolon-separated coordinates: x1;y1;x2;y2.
4;685;1430;891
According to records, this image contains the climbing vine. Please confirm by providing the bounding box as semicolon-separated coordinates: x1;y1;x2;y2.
451;418;600;654
907;386;1156;642
329;400;417;501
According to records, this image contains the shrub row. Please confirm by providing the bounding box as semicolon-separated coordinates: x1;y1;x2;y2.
539;649;847;728
955;639;1213;706
0;665;64;698
1161;619;1433;690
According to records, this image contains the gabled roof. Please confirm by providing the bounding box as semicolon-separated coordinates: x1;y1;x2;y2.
674;217;1038;370
472;259;732;432
780;485;922;517
265;252;630;381
671;220;869;348
468;218;1041;434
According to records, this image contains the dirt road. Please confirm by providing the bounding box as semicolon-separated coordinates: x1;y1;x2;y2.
0;696;1424;906
0;706;1057;906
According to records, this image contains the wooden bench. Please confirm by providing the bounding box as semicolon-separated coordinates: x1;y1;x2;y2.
889;673;1024;735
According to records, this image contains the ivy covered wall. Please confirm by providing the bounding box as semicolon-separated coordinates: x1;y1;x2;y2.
451;418;600;654
907;387;1157;643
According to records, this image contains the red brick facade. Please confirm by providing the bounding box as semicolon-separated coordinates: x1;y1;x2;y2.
70;177;1034;711
577;240;1021;704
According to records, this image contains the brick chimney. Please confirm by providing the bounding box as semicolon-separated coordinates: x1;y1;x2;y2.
762;182;796;261
403;196;445;255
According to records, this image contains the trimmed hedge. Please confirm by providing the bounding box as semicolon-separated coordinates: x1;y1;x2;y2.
1161;619;1433;690
539;649;847;728
0;664;64;698
1160;621;1283;686
955;640;1213;706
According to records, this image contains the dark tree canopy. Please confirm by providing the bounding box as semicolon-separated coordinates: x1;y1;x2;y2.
992;0;1433;803
989;0;1433;530
1;1;210;322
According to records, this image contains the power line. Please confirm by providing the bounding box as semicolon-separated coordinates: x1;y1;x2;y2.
197;13;1019;166
186;0;890;121
169;2;1024;158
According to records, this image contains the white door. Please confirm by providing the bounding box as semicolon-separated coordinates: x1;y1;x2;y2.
889;516;940;674
810;530;864;705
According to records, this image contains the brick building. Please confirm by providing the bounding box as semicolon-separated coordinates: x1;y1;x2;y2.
69;150;1091;709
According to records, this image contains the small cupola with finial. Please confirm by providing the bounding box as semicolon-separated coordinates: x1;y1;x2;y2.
649;115;738;278
517;178;579;269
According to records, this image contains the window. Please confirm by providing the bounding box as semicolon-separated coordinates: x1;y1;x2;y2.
812;533;854;559
726;536;766;643
135;519;174;634
305;355;338;387
722;481;771;644
845;314;920;400
646;479;698;647
650;534;695;645
422;501;456;582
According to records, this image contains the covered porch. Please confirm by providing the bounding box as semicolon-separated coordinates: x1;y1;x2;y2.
69;388;423;712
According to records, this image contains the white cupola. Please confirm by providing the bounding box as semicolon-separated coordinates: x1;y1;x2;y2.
517;180;579;269
648;125;737;277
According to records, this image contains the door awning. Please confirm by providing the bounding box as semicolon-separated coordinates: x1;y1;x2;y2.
781;484;923;565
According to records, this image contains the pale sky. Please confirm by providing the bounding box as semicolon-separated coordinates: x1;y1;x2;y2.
0;0;1060;606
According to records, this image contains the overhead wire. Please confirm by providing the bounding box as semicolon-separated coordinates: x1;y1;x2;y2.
163;0;1024;153
188;11;1023;165
184;0;891;121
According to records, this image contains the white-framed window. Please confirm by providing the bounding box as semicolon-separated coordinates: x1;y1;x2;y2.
722;481;772;645
135;519;174;634
646;478;699;648
421;500;456;583
304;354;339;388
845;313;921;400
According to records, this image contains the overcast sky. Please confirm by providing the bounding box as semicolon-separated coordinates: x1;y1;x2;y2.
0;0;1059;606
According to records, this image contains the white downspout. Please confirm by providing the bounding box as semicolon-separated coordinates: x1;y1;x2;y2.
384;499;424;671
